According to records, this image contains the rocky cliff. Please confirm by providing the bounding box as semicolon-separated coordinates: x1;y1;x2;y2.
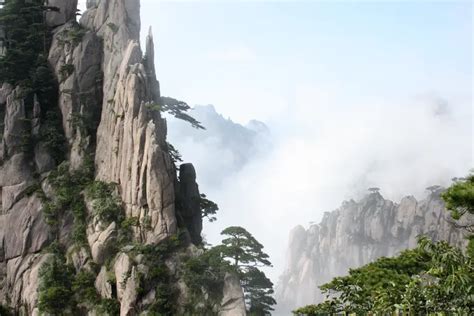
275;190;467;314
0;0;245;315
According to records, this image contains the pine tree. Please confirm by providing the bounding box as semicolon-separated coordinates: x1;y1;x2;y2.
218;226;276;315
0;0;50;85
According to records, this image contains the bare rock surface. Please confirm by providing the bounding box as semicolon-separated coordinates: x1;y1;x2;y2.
275;191;467;313
219;273;247;316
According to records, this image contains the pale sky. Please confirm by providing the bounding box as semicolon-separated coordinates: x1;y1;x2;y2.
78;0;473;282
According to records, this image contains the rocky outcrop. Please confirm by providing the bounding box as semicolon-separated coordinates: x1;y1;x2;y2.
177;163;203;245
0;0;245;314
46;0;79;27
219;273;247;316
275;190;467;314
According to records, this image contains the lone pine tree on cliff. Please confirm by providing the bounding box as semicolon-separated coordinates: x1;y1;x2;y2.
218;226;276;316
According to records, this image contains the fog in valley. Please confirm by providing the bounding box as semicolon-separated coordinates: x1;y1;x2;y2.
79;0;472;290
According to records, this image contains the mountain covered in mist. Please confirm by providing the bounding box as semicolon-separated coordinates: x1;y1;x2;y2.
275;189;467;314
168;105;271;188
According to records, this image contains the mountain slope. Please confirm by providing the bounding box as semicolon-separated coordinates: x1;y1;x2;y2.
0;1;245;314
275;190;467;313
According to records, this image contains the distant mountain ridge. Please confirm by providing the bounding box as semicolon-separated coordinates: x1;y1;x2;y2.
275;189;467;314
168;105;271;188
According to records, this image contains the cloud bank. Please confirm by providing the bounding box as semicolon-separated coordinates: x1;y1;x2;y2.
168;91;472;282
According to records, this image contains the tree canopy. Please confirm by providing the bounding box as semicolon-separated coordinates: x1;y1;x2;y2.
442;174;474;230
293;237;473;315
218;226;276;315
200;193;219;222
147;96;205;130
0;0;52;85
220;226;271;268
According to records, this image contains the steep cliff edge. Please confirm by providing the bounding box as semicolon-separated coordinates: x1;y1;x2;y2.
0;0;245;315
275;190;467;313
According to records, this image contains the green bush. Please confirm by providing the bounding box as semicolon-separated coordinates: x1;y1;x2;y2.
184;246;229;299
38;255;75;315
0;305;12;316
97;298;120;316
59;63;75;81
73;270;99;305
86;181;123;225
43;160;94;242
128;235;184;314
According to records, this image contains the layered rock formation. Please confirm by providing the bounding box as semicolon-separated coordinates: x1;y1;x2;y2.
0;0;245;314
275;190;467;314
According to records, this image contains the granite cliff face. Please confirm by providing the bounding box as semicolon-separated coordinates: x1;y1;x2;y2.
275;190;467;313
0;0;245;314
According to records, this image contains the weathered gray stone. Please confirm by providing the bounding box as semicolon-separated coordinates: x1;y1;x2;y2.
34;143;55;174
1;182;29;214
46;0;79;27
1;0;209;314
2;87;27;157
4;195;49;260
68;246;91;271
89;222;117;265
114;252;132;300
87;0;100;9
275;191;468;313
6;254;51;314
219;273;247;316
121;266;138;316
95;265;113;298
0;154;32;187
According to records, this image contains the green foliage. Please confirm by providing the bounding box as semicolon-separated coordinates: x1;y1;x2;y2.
0;0;51;85
293;300;342;316
72;270;99;305
42;157;94;244
200;193;219;222
39;244;118;315
86;181;123;225
213;226;276;314
295;174;474;316
69;112;88;136
183;246;232;312
39;110;66;163
147;96;205;129
141;215;152;231
38;254;75;315
59;63;75;82
0;304;13;316
56;23;84;48
442;174;474;222
129;235;184;314
166;141;182;165
220;226;271;268
242;267;276;315
97;298;120;316
0;1;67;162
59;24;86;47
42;162;92;241
293;237;473;315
